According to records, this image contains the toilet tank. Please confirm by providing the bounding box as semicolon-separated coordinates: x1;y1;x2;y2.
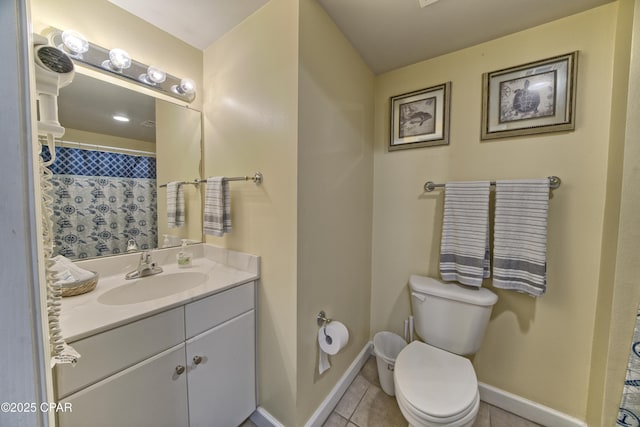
409;275;498;356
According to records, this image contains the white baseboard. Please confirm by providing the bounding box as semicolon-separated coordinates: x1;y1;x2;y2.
304;342;374;427
478;382;587;427
249;406;285;427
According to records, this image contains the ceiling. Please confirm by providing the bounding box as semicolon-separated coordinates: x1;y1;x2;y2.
108;0;269;50
109;0;614;74
316;0;615;74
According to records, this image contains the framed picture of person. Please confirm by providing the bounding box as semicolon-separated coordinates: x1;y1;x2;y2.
389;82;451;151
481;52;578;140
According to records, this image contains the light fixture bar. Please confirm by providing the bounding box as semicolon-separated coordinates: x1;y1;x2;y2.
45;27;196;103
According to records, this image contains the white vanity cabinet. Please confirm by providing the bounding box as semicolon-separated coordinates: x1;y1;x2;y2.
185;282;256;427
56;281;256;427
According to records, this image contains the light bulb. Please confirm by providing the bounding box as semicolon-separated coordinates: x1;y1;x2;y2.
172;78;196;95
139;65;166;85
103;48;131;72
147;66;166;84
61;29;88;56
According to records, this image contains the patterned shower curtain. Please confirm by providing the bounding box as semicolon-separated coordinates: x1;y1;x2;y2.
42;146;157;259
617;306;640;427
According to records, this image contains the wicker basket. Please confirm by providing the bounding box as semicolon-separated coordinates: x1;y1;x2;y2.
61;272;99;297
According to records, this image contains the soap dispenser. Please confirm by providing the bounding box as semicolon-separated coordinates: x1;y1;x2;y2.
177;240;192;268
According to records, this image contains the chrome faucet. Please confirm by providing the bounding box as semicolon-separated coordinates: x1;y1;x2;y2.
125;251;163;280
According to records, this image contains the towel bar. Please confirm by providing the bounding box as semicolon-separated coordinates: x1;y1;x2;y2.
160;172;263;188
423;176;561;192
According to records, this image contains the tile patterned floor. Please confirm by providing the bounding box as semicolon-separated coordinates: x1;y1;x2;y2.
321;356;542;427
242;356;542;427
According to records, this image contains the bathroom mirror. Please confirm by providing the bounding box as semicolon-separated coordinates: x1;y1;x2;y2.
47;71;203;260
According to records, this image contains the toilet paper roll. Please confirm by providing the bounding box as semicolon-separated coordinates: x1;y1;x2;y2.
319;321;349;355
318;321;349;374
318;348;330;375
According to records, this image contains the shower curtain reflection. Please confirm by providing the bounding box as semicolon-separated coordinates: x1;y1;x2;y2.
617;305;640;425
42;145;157;259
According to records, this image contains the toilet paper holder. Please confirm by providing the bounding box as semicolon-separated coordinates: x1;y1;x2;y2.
317;310;332;327
317;311;334;344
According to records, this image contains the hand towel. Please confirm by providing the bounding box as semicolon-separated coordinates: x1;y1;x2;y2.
51;255;95;282
204;177;231;237
439;181;491;287
166;181;185;228
493;179;550;296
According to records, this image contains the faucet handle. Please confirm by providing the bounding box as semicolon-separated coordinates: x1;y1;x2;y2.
126;238;138;253
140;250;151;263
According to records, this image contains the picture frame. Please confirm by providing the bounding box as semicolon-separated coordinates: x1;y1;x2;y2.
481;51;578;140
389;82;451;151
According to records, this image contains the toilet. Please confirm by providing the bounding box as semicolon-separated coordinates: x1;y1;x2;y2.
394;275;498;427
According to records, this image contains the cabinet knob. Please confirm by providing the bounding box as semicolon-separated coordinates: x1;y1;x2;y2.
175;365;185;375
193;355;203;365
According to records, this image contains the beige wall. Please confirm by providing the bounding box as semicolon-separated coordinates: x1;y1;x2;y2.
587;0;634;424
202;1;300;425
30;0;203;111
202;1;374;424
596;0;640;424
156;101;203;244
296;0;374;424
371;3;620;420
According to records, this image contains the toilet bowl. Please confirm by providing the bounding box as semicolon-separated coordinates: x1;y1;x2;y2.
393;275;498;427
394;341;479;427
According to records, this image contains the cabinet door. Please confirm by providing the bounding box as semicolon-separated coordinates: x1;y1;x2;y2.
186;310;255;427
59;344;188;427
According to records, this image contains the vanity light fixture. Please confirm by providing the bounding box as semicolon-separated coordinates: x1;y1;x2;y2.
60;29;89;58
44;27;197;103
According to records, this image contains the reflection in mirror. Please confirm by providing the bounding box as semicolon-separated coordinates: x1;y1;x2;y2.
42;72;202;260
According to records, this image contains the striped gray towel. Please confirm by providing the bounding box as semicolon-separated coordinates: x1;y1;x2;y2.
493;179;550;296
204;177;231;237
166;181;184;228
439;181;491;287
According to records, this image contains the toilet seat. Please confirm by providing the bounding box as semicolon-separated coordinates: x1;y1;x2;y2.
396;384;479;426
395;386;479;427
394;341;479;426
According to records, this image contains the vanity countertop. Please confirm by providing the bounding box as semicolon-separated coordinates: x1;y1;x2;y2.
61;244;259;342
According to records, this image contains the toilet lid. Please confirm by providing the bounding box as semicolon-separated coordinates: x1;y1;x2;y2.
395;341;478;419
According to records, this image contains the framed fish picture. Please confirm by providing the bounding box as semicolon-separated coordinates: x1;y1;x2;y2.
389;82;451;151
481;52;578;140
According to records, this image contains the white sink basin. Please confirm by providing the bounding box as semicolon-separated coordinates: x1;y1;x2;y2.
98;272;208;305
